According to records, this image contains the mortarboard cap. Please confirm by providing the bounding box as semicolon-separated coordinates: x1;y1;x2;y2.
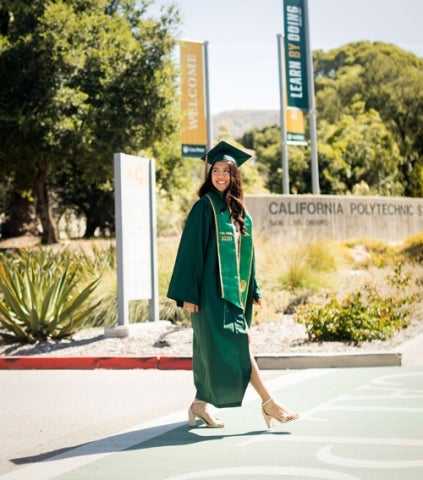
202;141;251;167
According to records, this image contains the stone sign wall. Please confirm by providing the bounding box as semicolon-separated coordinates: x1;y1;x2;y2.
245;194;423;243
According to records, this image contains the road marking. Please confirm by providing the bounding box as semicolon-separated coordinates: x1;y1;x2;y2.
162;466;363;480
316;444;423;469
238;435;423;447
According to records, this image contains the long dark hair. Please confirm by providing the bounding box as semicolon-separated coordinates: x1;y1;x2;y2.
198;161;248;235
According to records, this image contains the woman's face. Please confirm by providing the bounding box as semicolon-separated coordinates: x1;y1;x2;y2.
211;161;231;192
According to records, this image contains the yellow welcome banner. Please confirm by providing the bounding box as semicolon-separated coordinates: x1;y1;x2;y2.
180;41;207;157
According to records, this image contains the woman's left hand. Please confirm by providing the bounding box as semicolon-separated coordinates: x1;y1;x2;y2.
183;301;199;313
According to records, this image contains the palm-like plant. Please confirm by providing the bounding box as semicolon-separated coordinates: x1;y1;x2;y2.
0;249;99;343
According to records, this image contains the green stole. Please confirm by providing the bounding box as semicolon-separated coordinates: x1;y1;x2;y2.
205;191;253;309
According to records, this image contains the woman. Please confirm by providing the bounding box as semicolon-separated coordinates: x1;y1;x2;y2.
167;141;299;429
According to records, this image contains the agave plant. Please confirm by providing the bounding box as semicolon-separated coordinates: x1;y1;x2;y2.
0;249;100;343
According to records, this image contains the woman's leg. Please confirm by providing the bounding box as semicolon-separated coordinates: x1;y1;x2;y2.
249;349;299;423
249;352;272;402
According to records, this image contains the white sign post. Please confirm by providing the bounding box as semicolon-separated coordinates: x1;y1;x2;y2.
106;153;159;337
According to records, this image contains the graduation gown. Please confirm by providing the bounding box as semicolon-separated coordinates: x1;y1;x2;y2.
167;189;261;408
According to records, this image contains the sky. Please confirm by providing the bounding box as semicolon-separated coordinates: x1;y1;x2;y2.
161;0;423;115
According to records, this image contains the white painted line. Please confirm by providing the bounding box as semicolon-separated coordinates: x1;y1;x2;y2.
238;434;423;448
162;466;362;480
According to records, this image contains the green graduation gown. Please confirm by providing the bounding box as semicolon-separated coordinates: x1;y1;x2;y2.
167;189;261;408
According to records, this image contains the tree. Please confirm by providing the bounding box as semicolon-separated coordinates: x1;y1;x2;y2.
217;121;232;142
318;101;403;195
52;157;115;238
241;42;421;197
314;41;423;196
0;0;180;242
239;125;310;194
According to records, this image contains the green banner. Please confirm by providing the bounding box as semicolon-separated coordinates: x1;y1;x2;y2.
181;144;207;158
287;132;307;145
283;0;309;111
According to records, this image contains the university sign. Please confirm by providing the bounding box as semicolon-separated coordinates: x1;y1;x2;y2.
245;195;423;243
268;200;417;216
112;153;159;331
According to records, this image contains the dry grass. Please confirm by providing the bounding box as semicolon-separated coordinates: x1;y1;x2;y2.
1;233;422;330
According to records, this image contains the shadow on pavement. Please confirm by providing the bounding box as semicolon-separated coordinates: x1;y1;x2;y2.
11;421;291;466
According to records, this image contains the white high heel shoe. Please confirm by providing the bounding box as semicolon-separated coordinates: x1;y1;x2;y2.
262;397;299;428
188;400;225;428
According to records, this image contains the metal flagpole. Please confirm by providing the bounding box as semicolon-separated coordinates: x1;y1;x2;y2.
277;34;290;194
303;0;320;194
204;41;212;150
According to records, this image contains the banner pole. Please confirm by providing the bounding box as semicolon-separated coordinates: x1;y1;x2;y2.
204;41;212;149
277;34;290;195
303;0;320;194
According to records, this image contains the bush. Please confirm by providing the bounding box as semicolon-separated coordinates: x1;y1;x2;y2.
77;237;191;326
400;232;423;263
342;237;398;268
295;264;415;344
0;249;100;343
261;238;340;293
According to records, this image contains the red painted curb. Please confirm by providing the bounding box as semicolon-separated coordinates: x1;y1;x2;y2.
0;356;192;370
159;356;192;370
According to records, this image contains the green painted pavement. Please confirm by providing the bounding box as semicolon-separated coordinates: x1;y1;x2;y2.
4;367;423;480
